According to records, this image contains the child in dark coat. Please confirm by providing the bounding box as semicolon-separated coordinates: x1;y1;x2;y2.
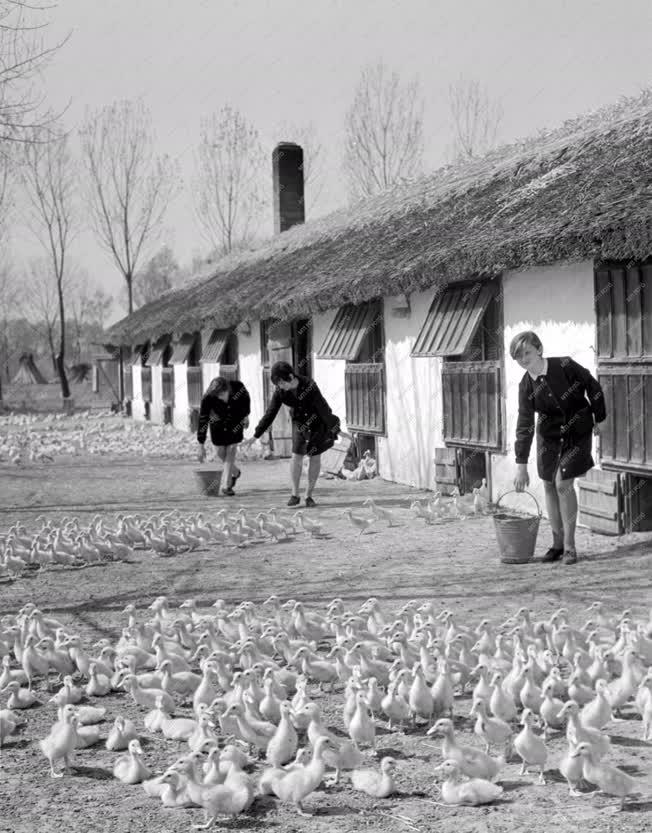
197;376;251;496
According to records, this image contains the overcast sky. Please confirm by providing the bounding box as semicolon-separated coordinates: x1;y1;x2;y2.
11;0;652;325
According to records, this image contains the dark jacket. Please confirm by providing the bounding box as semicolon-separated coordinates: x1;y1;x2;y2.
253;375;340;440
197;380;251;445
515;356;606;481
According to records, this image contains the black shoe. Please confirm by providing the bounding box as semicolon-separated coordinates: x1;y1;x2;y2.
542;547;564;563
305;496;316;508
229;468;241;490
287;495;300;507
563;550;578;565
222;487;235;497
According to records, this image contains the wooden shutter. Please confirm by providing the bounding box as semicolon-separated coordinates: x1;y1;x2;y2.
577;469;623;535
434;447;458;495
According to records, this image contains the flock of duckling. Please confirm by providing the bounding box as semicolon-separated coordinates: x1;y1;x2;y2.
0;411;197;465
0;490;480;581
1;596;652;828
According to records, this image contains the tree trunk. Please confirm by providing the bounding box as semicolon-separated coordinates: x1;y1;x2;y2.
57;283;71;400
127;273;133;314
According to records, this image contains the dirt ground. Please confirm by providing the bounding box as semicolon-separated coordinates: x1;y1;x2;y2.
1;423;652;833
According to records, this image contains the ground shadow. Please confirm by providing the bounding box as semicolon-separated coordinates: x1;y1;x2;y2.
610;735;650;748
72;764;113;780
499;779;532;791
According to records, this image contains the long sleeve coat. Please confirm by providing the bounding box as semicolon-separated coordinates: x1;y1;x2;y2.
253;375;340;442
197;380;251;446
514;356;606;481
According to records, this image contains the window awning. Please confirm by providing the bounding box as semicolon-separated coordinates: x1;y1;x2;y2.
169;333;196;365
202;328;231;363
148;334;171;366
317;302;377;361
132;343;148;364
411;282;495;357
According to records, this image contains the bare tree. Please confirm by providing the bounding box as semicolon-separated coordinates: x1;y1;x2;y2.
193;105;266;256
0;1;69;147
22;129;75;399
133;244;180;308
87;284;113;330
19;257;59;371
447;77;503;162
274;119;325;216
343;60;425;201
0;260;21;398
79;98;180;314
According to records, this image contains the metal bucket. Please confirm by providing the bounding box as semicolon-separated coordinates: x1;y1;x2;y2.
493;490;542;564
194;468;223;496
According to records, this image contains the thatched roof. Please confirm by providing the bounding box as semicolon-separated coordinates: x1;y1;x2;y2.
105;89;652;346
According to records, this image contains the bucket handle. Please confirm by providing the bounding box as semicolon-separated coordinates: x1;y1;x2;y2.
495;489;542;517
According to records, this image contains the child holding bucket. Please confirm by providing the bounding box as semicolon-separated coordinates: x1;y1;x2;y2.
510;331;606;565
197;376;251;496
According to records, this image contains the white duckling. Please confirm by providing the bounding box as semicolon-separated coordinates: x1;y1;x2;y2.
106;716;139;751
380;679;411;731
259;676;283;724
39;703;79;777
0;656;28;688
513;708;547;784
539;681;566;737
2;680;41;709
266;735;337;817
470;664;494;705
519;662;543;715
430;659;455;719
85;661;112;697
567;668;596;706
488;671;518;722
181;754;254;826
258;747;312;794
157;769;198;808
426;718;504;781
0;708;22;746
408;663;434;726
74;703;107;726
606;649;644;716
113;738;152;784
470;698;513;755
348;690;376;752
434;759;504;806
122;673;175;713
265;702;298;767
300;701;364;785
559;700;610;760
637;676;652;740
362;498;397;527
580;679;615;730
351;756;397;798
160;708;201;742
571;741;642;811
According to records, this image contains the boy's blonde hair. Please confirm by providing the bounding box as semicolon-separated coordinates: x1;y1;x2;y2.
509;330;543;360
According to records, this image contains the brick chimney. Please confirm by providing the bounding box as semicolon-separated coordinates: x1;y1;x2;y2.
272;142;305;234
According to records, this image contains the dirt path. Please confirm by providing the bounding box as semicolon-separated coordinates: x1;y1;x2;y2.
1;453;651;833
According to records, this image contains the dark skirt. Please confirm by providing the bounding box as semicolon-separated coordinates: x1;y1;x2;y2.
536;428;594;482
209;422;244;447
292;423;336;457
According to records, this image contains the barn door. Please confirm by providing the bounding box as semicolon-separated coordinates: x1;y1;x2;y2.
266;321;294;457
577;469;623;535
434;447;459;495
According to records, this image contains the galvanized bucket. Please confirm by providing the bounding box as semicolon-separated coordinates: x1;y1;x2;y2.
194;468;223;496
493;490;542;564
